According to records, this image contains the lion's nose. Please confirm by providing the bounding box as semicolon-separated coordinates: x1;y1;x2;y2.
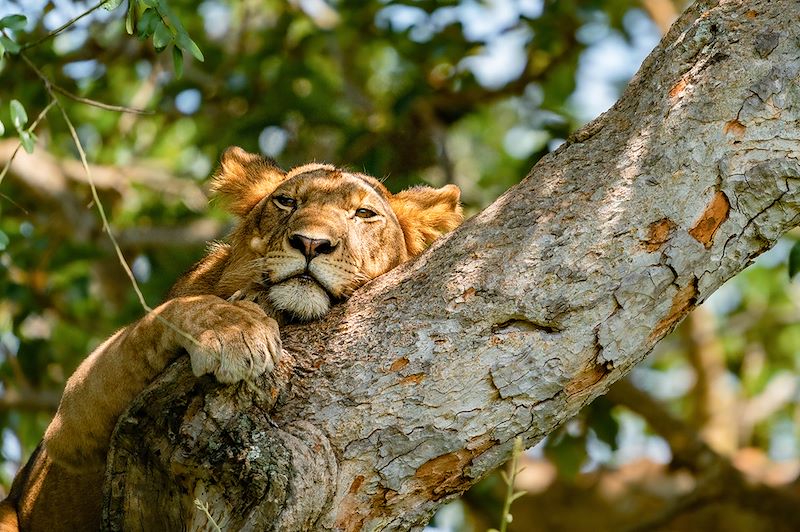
289;234;337;260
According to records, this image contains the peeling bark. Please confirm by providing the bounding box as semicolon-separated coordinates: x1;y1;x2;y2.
104;1;800;529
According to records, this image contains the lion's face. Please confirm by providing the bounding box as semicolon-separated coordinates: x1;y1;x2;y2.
211;147;462;322
248;166;411;320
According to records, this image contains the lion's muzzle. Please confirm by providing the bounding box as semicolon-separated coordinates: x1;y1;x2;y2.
288;233;338;260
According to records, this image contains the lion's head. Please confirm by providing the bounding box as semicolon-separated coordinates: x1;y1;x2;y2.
204;147;463;321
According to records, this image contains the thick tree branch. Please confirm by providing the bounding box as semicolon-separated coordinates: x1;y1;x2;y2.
0;389;60;412
609;379;800;531
0;140;208;212
105;1;800;529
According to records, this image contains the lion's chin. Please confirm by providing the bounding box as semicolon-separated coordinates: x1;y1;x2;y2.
267;278;331;321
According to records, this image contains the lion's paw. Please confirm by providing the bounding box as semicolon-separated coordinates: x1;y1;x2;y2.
183;300;281;383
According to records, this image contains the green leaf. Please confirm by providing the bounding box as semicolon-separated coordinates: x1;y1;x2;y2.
152;20;172;52
10;99;27;130
102;0;124;10
175;32;204;62
171;46;183;78
156;0;186;32
0;14;27;31
19;130;35;153
0;230;9;251
138;8;159;39
0;117;4;136
789;240;800;278
141;0;160;7
0;38;4;59
0;35;20;55
125;1;135;33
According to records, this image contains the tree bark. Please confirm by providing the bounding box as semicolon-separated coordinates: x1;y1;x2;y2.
104;1;800;529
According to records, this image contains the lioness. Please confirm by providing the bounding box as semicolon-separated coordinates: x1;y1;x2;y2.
0;147;462;531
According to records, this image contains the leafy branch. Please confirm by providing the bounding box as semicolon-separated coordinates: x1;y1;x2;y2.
0;99;56;187
0;1;207;346
20;0;111;51
131;0;204;78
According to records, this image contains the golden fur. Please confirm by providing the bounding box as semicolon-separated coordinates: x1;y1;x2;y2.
1;146;462;530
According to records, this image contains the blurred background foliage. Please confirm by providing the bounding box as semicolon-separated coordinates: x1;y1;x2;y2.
2;0;800;530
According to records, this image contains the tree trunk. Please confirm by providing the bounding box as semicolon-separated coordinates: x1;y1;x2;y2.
104;0;800;529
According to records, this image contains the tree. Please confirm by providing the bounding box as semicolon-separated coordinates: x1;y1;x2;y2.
100;0;800;529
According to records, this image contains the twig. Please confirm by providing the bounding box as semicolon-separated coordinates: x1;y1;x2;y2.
20;0;110;51
606;378;714;470
17;58;203;347
19;53;150;115
685;308;738;453
48;89;203;347
194;499;222;532
0;99;57;188
50;93;152;310
51;84;152;115
4;5;207;361
44;88;143;307
489;437;526;532
0;191;28;213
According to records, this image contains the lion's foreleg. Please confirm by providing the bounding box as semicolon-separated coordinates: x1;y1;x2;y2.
42;295;281;471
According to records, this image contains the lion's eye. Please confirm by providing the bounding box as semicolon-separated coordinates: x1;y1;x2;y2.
355;208;378;219
274;195;296;209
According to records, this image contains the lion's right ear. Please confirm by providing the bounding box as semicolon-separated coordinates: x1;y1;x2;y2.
211;146;286;217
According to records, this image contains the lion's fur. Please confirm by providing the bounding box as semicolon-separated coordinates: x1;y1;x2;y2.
2;147;462;530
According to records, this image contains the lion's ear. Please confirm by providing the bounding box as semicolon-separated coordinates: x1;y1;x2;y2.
389;184;463;256
211;146;286;217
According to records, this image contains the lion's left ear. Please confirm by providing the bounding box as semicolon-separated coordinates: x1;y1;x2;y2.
389;184;463;256
211;146;286;217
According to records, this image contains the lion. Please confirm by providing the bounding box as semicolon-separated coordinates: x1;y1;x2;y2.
0;146;463;531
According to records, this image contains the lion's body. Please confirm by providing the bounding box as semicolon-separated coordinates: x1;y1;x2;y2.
2;147;462;530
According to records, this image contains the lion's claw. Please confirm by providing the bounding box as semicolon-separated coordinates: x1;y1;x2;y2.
183;300;281;383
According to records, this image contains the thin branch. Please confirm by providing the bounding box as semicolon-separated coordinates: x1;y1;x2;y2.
193;500;223;532
684;308;738;454
51;84;152;115
18;54;151;115
50;91;203;347
607;378;716;470
17;45;155;315
20;0;110;51
0;99;57;188
20;68;205;349
50;94;154;312
0;191;29;213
